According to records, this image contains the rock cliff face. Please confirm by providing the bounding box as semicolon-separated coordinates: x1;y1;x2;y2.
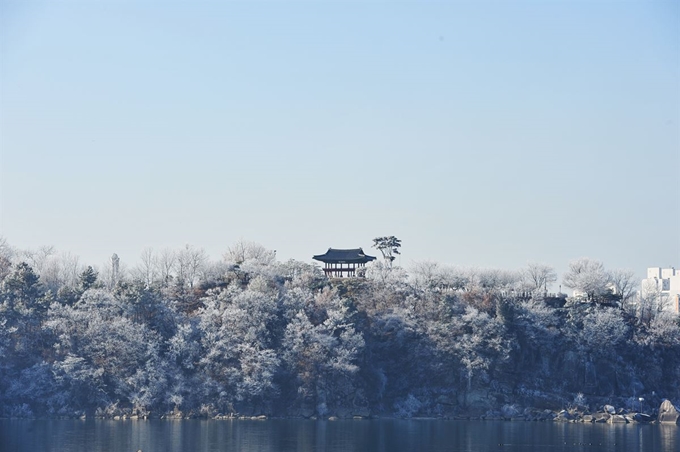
658;400;680;424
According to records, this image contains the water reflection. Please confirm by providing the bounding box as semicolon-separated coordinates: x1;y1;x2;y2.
659;424;679;452
0;419;676;452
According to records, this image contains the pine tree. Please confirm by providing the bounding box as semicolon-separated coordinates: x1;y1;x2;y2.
79;266;98;292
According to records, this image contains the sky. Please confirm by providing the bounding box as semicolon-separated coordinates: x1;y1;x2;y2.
1;0;678;282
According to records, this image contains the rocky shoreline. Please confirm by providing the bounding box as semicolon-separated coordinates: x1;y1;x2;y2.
5;400;679;425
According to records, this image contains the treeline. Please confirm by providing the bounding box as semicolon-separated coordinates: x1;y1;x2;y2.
0;239;678;419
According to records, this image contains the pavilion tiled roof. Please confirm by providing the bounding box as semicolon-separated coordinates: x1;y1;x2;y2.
312;248;376;264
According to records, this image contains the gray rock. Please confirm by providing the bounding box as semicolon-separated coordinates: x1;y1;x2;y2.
603;405;616;414
501;405;521;418
594;413;610;423
554;412;572;422
633;413;653;423
609;415;627;424
658;400;680;424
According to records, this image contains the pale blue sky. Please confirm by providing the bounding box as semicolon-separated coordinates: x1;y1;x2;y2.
1;0;678;280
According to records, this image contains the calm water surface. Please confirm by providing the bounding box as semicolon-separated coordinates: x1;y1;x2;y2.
1;419;677;452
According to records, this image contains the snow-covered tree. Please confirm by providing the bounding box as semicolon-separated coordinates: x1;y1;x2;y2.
581;308;630;354
282;292;364;416
224;240;276;266
409;260;445;291
175;244;207;289
521;263;557;293
563;258;611;302
197;279;281;413
45;293;164;414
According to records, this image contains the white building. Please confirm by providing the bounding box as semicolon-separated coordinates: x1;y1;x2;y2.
641;267;680;314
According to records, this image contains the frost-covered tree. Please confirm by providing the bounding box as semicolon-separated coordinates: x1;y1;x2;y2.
580;308;630;354
410;261;444;291
40;252;82;294
20;246;55;277
634;309;680;348
115;281;176;337
0;236;14;261
197;279;281;413
511;297;561;379
365;261;407;287
476;268;521;292
5;362;55;417
163;321;201;411
456;306;510;402
156;248;176;287
1;262;45;311
563;258;611;302
132;247;158;288
276;260;325;289
282;291;364;417
521;263;557;293
224;240;276;266
363;261;409;313
175;244;207;289
0;237;13;282
45;295;164;414
438;266;473;291
1;263;50;357
608;269;637;311
638;280;671;326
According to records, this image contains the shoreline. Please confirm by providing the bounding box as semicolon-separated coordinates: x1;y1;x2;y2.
0;410;675;425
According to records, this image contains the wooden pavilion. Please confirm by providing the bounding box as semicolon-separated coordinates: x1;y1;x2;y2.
312;248;376;278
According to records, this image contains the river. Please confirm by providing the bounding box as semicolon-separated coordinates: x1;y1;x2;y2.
0;418;677;452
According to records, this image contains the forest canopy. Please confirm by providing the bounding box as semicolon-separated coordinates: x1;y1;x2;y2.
0;238;678;419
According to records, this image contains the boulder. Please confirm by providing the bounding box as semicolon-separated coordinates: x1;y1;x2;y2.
554;411;573;422
658;400;680;424
609;415;627;424
594;413;610;423
603;405;616;415
501;405;521;418
633;413;653;423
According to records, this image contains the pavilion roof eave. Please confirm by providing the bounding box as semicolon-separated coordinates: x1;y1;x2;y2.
312;247;377;264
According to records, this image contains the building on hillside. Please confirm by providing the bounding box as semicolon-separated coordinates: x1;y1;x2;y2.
313;248;376;278
641;267;680;314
